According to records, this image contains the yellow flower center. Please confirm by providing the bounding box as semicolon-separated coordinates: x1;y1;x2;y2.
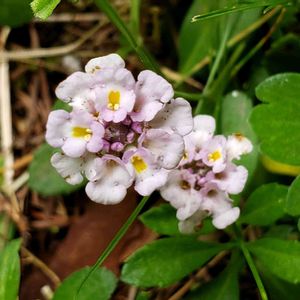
131;155;147;173
72;127;92;140
208;150;222;162
107;90;120;110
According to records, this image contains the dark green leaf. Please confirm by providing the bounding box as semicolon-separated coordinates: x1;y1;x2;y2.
184;251;243;300
28;143;83;196
53;267;117;300
221;91;259;186
0;0;33;27
191;0;291;22
250;73;300;165
248;238;300;284
240;183;288;225
121;237;229;287
0;239;21;300
52;99;72;112
31;0;61;19
286;175;300;216
264;225;294;239
260;263;300;300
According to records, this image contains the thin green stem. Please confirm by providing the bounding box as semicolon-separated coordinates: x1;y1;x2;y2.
233;225;268;300
204;17;234;94
130;0;141;38
95;0;161;74
240;242;268;300
75;195;150;299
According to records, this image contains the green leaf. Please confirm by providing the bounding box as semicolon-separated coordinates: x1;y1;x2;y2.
240;183;288;225
250;73;300;166
264;225;294;239
28;143;83;196
191;0;291;22
259;264;300;300
248;238;300;284
31;0;61;19
53;267;117;300
140;204;180;236
184;251;243;300
140;204;215;236
121;237;229;288
0;0;33;27
52;99;72;112
286;175;300;216
0;239;21;300
221;91;259;186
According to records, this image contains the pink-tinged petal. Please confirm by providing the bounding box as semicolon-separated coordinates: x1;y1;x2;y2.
148;98;193;136
142;129;184;169
201;188;240;229
199;136;227;173
101;107;127;123
86;122;105;153
210;164;248;194
70;109;94;127
85;54;125;73
55;72;96;110
51;152;84;185
124;148;168;195
160;170;202;220
185;115;216;152
84;156;104;181
85;156;133;204
213;207;240;229
131;70;174;122
45;110;71;148
226;134;253;161
62;137;87;158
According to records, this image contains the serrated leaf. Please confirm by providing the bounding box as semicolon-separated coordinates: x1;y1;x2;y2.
121;237;229;288
0;239;21;300
250;73;300;166
53;267;117;300
31;0;61;19
184;251;243;300
29;143;83;196
286;175;300;216
140;204;215;236
221;91;258;187
248;238;300;284
240;183;288;225
191;0;291;22
0;0;33;27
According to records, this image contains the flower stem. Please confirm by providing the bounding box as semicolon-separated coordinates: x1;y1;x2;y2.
75;195;150;299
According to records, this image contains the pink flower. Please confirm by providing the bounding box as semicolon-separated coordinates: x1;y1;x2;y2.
45;53;193;204
160;115;252;233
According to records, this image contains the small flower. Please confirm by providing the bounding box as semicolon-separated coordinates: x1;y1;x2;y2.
160;115;252;233
45;53;193;204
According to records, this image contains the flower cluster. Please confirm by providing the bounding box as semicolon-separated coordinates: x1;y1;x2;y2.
160;115;253;233
45;54;193;204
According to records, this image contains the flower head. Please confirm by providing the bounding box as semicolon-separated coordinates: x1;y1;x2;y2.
45;54;193;204
160;115;253;233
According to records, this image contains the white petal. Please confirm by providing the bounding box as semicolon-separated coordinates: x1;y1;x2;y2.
85;156;132;204
226;134;253;161
213;207;240;229
85;54;125;73
142;129;184;169
51;153;84;185
148;98;193;136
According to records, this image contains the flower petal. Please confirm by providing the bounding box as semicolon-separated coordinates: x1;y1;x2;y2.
62;137;87;158
85;54;125;73
226;134;253;161
85;156;133;204
148;98;193;136
142;129;184;169
131;70;174;122
51;152;84;185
